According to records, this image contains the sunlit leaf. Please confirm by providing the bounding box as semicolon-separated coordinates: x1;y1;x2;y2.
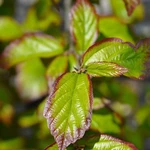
82;38;150;79
85;62;128;77
91;113;120;134
123;0;140;16
15;58;48;100
92;134;138;150
70;0;98;53
43;72;93;150
0;33;63;68
99;16;133;43
0;17;22;41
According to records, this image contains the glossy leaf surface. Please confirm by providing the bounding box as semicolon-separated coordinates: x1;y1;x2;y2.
123;0;140;16
70;0;98;52
0;33;63;68
99;16;133;43
15;58;48;100
82;38;150;79
85;62;128;77
0;17;22;41
92;134;138;150
43;73;93;150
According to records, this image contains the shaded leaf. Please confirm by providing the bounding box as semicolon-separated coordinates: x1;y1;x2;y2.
15;58;48;101
43;72;93;150
74;130;100;149
70;0;98;53
0;17;22;41
0;33;63;68
99;16;133;43
82;38;150;79
91;113;120;134
123;0;140;16
85;62;128;77
92;134;138;150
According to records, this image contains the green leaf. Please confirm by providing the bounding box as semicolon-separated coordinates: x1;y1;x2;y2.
0;33;63;68
46;55;68;93
0;138;24;150
91;113;120;134
0;17;22;41
92;134;138;150
46;55;68;79
70;0;98;53
99;16;133;43
22;8;60;31
82;38;149;79
111;0;144;23
123;0;140;16
44;142;59;150
135;104;150;125
68;53;78;72
85;62;128;77
15;58;48;100
43;72;93;150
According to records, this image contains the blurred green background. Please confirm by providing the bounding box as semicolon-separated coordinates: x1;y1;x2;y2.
0;0;150;149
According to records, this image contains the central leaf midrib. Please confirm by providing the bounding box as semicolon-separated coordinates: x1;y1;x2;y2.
60;74;79;147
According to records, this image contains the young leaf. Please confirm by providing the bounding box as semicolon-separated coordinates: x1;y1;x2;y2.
123;0;140;16
82;38;150;79
92;134;138;150
15;58;48;100
43;72;93;150
0;33;63;68
70;0;98;53
0;17;22;41
85;62;128;77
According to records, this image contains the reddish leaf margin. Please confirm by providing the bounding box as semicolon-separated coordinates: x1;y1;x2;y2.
123;0;140;16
